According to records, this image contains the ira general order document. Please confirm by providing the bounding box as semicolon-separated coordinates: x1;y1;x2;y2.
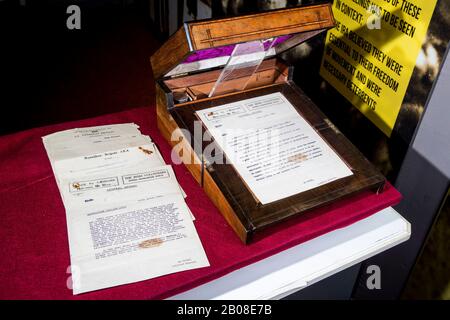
42;124;208;294
60;164;209;294
196;92;353;204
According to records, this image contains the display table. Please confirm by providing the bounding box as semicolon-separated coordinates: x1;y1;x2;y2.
0;106;403;300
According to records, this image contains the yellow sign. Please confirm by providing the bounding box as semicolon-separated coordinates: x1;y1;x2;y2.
320;0;437;136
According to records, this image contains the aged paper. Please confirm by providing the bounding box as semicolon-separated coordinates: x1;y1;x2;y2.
43;129;153;162
42;124;205;294
59;164;183;209
196;92;353;204
59;165;209;294
66;195;208;294
52;143;165;185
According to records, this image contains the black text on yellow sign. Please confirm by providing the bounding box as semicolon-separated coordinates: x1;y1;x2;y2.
320;0;437;136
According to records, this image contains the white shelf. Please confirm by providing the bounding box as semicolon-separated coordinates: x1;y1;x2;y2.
169;207;410;300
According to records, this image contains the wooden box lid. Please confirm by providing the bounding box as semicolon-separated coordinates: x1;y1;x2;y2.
150;3;335;79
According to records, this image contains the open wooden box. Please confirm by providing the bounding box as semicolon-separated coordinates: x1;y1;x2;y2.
150;4;385;244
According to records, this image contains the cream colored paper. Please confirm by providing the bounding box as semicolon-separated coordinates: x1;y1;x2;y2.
42;124;205;294
59;165;209;294
66;193;208;294
196;92;353;204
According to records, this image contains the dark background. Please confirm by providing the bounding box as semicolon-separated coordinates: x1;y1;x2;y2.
0;0;448;300
1;0;159;136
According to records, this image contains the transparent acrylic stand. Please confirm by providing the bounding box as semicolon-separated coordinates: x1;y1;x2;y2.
208;38;278;98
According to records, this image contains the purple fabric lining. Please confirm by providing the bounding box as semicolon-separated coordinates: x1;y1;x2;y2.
183;35;293;64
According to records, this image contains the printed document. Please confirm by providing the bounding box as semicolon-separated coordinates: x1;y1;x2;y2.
196;92;353;204
60;165;208;294
43;124;207;294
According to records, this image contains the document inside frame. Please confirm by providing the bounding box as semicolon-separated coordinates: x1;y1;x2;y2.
196;92;354;205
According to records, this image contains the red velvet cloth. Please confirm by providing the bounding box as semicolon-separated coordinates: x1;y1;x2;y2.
0;106;401;300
